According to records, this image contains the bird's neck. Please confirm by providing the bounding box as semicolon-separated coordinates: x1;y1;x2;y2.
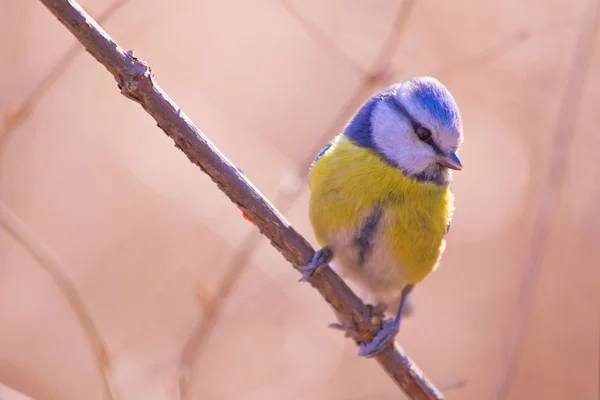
340;131;452;187
312;135;450;203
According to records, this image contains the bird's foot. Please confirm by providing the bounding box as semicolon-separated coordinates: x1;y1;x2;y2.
357;318;399;358
298;246;333;282
368;302;388;319
327;302;388;341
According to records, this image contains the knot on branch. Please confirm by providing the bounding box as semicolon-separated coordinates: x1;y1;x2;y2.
117;51;153;103
345;302;388;344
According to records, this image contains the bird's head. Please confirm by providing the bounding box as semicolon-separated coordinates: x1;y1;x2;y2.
343;76;464;186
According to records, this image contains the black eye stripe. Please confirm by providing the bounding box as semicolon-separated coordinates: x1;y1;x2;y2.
388;98;445;156
426;136;444;155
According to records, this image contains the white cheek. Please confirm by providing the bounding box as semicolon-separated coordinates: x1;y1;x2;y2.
370;103;436;174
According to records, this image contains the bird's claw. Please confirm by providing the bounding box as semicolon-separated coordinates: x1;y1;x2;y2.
327;302;389;342
328;322;360;339
368;302;388;318
357;318;399;358
298;247;333;282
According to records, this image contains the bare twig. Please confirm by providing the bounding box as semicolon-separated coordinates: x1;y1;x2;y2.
493;0;600;399
0;201;117;400
298;0;416;174
0;0;129;148
280;0;368;75
431;29;531;78
0;3;128;397
179;0;418;397
177;232;261;397
0;359;53;400
37;0;444;398
429;19;580;79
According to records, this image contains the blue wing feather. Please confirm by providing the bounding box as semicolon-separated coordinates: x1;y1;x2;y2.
314;142;332;163
308;141;333;181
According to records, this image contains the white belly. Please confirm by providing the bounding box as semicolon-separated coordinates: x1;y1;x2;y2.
327;225;407;310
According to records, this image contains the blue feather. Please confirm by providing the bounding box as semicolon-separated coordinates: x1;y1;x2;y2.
410;80;461;131
342;85;398;149
308;141;334;182
314;141;333;164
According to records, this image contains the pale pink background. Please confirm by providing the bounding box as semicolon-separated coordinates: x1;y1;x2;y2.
0;0;599;399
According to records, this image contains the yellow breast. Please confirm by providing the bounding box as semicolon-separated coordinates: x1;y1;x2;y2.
308;135;454;284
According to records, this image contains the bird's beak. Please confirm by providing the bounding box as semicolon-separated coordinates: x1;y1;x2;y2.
439;151;463;171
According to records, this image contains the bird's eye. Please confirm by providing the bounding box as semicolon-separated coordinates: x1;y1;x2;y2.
416;127;432;141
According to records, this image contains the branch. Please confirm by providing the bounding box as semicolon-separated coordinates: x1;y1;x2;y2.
280;0;368;76
38;1;444;398
0;0;129;148
493;0;600;398
0;201;117;400
179;1;417;396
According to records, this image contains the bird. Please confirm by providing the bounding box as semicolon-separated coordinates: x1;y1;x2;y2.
299;76;463;358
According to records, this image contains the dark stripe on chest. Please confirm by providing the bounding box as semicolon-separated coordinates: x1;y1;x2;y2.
354;206;383;266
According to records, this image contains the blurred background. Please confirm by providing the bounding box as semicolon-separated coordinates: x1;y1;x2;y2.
1;0;599;399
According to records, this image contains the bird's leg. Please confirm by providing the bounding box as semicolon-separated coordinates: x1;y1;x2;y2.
358;284;414;358
298;246;333;282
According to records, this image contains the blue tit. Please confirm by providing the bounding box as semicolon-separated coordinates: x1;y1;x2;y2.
299;76;463;358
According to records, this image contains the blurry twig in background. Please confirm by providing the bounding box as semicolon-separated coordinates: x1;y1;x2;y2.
0;202;118;400
0;3;128;396
294;0;416;173
428;19;578;79
37;0;444;399
280;0;368;76
0;359;55;400
178;1;418;398
494;0;600;399
432;29;531;78
0;0;129;152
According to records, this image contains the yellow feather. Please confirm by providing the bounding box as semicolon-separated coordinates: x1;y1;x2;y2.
308;135;454;284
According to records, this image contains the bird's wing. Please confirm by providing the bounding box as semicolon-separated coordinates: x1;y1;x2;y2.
307;141;334;182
